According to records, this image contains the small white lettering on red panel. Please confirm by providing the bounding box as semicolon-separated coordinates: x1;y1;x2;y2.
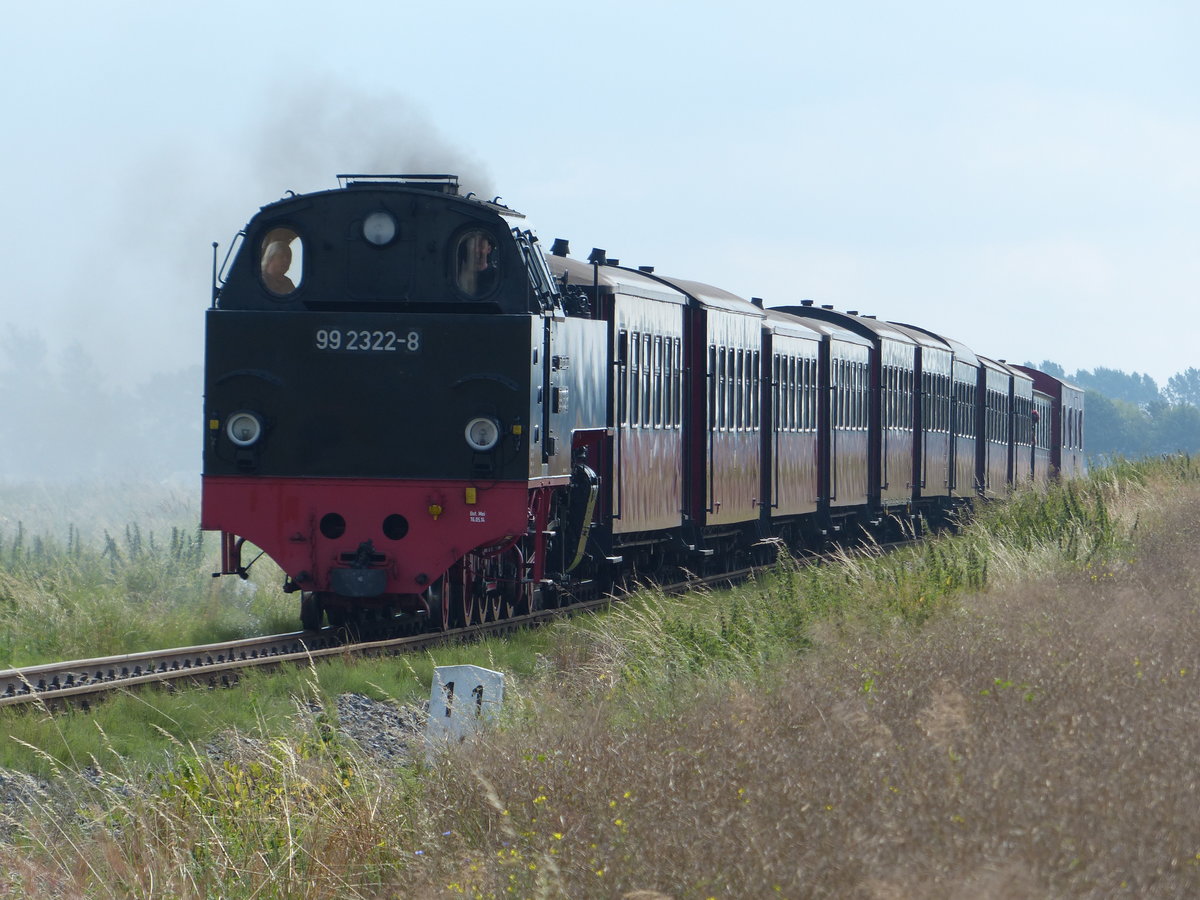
469;510;487;524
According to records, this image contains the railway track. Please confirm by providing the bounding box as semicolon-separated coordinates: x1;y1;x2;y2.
0;542;926;711
0;530;933;712
0;568;756;709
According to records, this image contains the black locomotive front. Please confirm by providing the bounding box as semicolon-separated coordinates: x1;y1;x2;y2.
202;176;567;628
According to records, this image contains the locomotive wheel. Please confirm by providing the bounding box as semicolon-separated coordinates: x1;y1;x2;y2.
499;578;531;619
436;579;451;631
425;576;459;632
460;590;480;627
299;591;323;631
325;603;348;629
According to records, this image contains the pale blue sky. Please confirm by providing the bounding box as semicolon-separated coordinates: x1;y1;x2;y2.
1;0;1196;386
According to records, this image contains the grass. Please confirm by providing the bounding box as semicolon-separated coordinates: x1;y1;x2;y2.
0;481;296;666
0;456;1198;896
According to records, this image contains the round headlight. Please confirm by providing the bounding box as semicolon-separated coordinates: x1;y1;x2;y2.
363;211;397;246
464;417;501;452
226;411;264;447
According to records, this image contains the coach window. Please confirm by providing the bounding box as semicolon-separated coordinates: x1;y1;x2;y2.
617;330;629;427
642;334;653;427
724;348;734;432
796;357;805;431
904;369;914;429
834;360;844;429
787;357;797;431
771;356;781;429
652;335;663;428
708;346;717;429
750;350;760;429
832;361;841;429
260;228;303;297
629;332;641;427
672;338;683;427
662;338;672;428
454;228;499;298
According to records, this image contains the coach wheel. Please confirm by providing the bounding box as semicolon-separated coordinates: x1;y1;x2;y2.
300;592;323;631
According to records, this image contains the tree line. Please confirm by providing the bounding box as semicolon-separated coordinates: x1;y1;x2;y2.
0;327;200;481
1026;361;1200;461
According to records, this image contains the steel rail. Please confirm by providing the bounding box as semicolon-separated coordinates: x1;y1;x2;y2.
0;564;758;709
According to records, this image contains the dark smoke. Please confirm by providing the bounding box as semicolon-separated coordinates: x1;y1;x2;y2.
249;80;495;200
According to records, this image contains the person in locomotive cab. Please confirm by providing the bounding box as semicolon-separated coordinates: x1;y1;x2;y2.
456;229;496;297
261;240;295;295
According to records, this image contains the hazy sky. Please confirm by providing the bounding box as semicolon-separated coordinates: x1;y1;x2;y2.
1;1;1196;388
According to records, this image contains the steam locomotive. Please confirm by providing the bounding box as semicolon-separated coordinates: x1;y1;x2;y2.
201;175;1085;632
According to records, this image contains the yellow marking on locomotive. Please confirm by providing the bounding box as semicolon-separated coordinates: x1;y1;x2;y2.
428;504;443;521
465;487;477;504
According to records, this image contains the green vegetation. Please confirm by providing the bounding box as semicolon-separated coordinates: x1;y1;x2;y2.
0;482;295;665
2;457;1200;896
1026;359;1200;459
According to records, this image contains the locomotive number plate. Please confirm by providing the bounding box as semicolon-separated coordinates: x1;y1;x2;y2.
313;329;421;352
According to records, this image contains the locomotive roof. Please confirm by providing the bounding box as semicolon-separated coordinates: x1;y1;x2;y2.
254;174;523;219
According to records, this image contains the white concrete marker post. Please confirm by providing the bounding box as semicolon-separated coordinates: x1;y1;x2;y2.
425;665;505;763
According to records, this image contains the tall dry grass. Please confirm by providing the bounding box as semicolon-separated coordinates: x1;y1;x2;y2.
402;463;1200;897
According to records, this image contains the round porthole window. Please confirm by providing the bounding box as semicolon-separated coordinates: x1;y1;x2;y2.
363;211;397;246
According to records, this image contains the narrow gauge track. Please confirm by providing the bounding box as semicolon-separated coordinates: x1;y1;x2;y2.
0;567;757;710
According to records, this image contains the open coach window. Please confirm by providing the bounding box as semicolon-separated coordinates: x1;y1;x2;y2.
454;228;498;298
260;228;303;297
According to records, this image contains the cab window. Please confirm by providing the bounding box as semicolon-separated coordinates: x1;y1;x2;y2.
259;228;303;296
454;228;499;298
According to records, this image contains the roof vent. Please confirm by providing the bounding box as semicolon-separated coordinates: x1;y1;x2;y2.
550;238;570;257
847;310;859;316
801;299;814;307
750;297;764;308
587;248;606;265
638;265;655;273
607;258;620;266
821;304;834;310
